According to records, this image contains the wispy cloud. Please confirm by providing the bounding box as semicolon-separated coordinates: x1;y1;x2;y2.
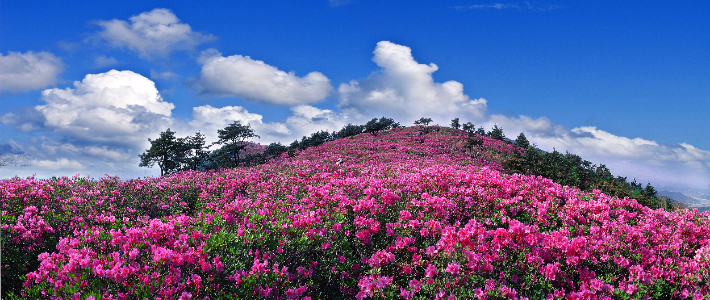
456;2;562;11
150;70;178;80
466;3;521;10
94;55;118;68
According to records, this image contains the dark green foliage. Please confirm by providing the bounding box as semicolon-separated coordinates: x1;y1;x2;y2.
461;122;476;135
644;182;658;198
365;117;400;135
514;132;530;149
302;130;334;148
182;132;209;172
139;129;190;176
264;142;288;157
213;121;259;167
335;123;365;139
200;145;233;170
502;141;673;211
289;130;336;152
488;124;506;141
450;118;461;129
475;126;486;135
414;117;433;126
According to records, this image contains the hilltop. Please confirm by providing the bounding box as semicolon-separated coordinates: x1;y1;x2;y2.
2;126;709;299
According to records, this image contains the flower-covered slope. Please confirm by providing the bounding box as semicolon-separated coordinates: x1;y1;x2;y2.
2;126;709;299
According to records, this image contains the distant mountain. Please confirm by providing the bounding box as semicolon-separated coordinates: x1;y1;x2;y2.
659;190;710;212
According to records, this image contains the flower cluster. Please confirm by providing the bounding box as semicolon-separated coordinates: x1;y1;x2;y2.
2;126;709;299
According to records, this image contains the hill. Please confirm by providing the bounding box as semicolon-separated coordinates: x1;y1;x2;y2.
2;126;709;299
659;190;710;213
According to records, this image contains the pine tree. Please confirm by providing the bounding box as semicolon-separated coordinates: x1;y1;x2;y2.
514;132;530;149
450;118;461;129
213;121;259;167
488;124;506;141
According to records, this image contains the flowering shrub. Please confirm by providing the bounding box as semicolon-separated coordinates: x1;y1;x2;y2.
2;126;709;299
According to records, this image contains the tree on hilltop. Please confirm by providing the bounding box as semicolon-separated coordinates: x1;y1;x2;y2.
488;124;506;141
450;118;461;129
213;121;259;167
139;129;188;176
462;122;476;135
514;132;530;149
182;131;209;171
365;117;400;135
414;117;433;126
335;123;365;139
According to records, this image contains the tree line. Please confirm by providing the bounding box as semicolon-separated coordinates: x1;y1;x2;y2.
448;117;684;211
139;116;685;211
139;117;401;176
139;121;258;176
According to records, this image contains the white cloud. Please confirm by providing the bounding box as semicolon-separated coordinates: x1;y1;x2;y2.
485;114;710;192
94;55;118;68
0;70;176;178
281;105;348;141
0;51;64;93
95;8;215;59
338;41;487;125
1;68;343;179
0;42;706;195
187;104;347;145
30;158;84;170
194;49;333;105
187;105;272;144
36;70;174;146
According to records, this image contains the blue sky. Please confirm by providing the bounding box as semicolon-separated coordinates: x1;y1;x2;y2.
1;1;709;194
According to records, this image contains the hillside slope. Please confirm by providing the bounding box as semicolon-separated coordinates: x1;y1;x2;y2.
2;126;710;299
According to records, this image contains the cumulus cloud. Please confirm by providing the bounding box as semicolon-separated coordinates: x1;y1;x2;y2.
281;105;349;140
338;41;487;124
187;104;346;145
0;51;64;93
0;70;177;178
1;67;343;179
187;105;274;143
95;8;215;59
35;70;174;146
194;49;333;105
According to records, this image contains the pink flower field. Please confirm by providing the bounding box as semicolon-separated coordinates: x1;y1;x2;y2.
2;126;709;299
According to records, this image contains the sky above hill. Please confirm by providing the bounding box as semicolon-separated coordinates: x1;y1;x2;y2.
1;1;709;194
